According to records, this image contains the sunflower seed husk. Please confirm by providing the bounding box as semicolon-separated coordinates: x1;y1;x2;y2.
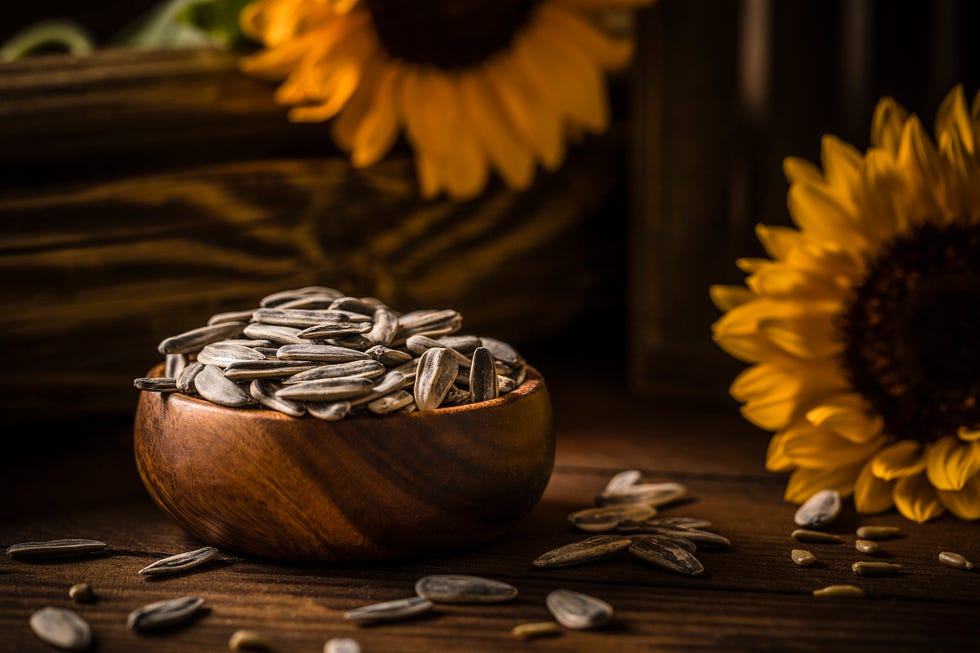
30;607;92;651
621;516;712;531
437;335;483;354
938;551;974;570
329;296;378;315
133;377;179;393
196;343;266;367
195;364;254;407
277;343;372;363
852;561;902;576
545;589;613;630
794;489;841;528
406;335;472;367
222;360;318;380
165;353;187;379
242;323;308;345
68;583;94;603
791;529;844;543
7;539;107;560
441;384;472;407
177;361;205;394
349;371;410;407
366;307;399;346
414;347;459;411
855;539;880;555
127;596;204;631
253;308;371;328
511;621;562;640
397;309;461;332
812;584;865;598
229;629;272;650
628;536;704;575
569;505;658;532
324;637;361;653
468;346;499;403
604;469;642;494
367;390;414;414
139;546;219;576
365;345;413;366
306;400;351;421
415;574;518;604
791;549;818;567
275;377;374;401
631;533;697;553
855;525;903;540
297;322;374;339
343;596;433;624
597;482;687;507
533;535;632;567
480;335;524;366
209;308;258;325
497;375;518;394
260;286;344;307
158;322;245;354
283;360;386;384
249;380;306;417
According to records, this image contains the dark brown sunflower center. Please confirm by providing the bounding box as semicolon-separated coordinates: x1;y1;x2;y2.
840;220;980;442
363;0;538;69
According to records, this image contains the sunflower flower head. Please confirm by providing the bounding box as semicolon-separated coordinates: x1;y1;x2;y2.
711;85;980;523
238;0;652;200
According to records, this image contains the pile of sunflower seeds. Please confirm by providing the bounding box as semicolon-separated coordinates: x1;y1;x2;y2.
133;286;528;420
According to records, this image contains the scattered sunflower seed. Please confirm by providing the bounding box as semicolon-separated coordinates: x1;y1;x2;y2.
133;377;179;393
938;551;974;570
414;575;518;604
794;489;841;528
791;549;818;567
533;535;633;567
30;607;92;651
604;469;643;494
343;596;433;625
229;629;271;650
855;525;903;540
812;584;865;598
126;596;205;631
546;589;613;630
855;539;880;555
324;638;361;653
568;504;658;532
791;529;843;543
68;583;94;603
618;516;711;531
596;482;687;507
852;561;902;577
7;539;107;560
631;533;697;554
511;621;562;640
628;536;704;576
139;546;220;576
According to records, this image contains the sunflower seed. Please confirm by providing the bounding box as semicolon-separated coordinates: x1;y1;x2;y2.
406;335;472;367
133;377;179;393
511;621;562;639
367;390;415;414
855;525;903;540
397;309;461;332
324;637;361;653
568;504;658;532
628;536;704;575
655;528;731;548
604;469;643;494
223;360;318;380
791;549;818;567
277;343;371;363
791;529;843;543
30;607;91;651
365;345;413;366
441;384;472;407
326;334;373;350
165;353;187;378
469;347;499;403
366;307;399;346
298;322;374;339
260;286;344;307
852;561;902;576
7;539;106;560
209;308;258;325
250;380;306;417
631;533;697;553
329;297;378;316
938;551;974;570
138;546;219;576
242;323;308;345
481;336;524;366
546;589;613;630
855;539;880;555
126;596;204;631
253;308;371;328
306;400;351;421
794;489;841;528
620;516;712;531
414;347;459;411
436;335;483;354
198;343;266;367
195;364;254;407
343;596;433;624
229;629;271;650
158;322;245;354
276;377;374;401
596;482;687;507
177;361;204;394
284;360;385;384
533;535;632;567
497;375;518;394
812;584;865;598
414;575;518;604
68;583;94;603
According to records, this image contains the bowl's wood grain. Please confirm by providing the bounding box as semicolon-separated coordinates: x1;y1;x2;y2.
133;366;554;561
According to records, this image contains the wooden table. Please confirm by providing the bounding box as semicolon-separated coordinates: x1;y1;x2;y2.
3;370;979;652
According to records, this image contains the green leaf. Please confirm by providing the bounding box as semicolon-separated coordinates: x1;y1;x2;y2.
176;0;256;47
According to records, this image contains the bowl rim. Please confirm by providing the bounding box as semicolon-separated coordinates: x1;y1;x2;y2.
143;362;546;422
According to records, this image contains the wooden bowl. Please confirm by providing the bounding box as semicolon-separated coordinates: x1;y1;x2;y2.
133;365;554;562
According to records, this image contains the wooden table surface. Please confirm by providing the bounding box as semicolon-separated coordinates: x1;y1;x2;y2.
3;369;979;652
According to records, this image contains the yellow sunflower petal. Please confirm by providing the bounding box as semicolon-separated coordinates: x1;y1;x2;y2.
869;96;908;155
400;67;456;156
935;83;974;155
766;432;794;472
936;473;980;520
781;423;884;470
331;52;384;152
734;363;848;431
414;150;442;199
897;115;945;212
709;285;755;312
787;183;867;251
536;2;635;70
857;147;909;238
854;459;895;514
755;224;804;261
870;440;926;481
805;393;884;444
926;436;980;491
893;473;945;523
957;426;980;441
784;462;863;503
442;84;489;199
758;315;842;360
351;64;401;168
820;134;862;203
783;157;823;185
746;264;843;301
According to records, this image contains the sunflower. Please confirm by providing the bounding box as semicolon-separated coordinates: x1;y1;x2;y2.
711;85;980;523
238;0;650;200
